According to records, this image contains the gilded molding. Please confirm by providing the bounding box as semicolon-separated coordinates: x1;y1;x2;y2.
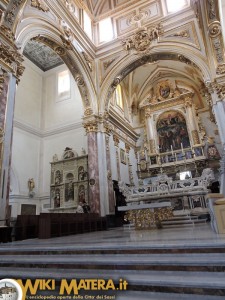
31;0;49;12
149;139;156;154
84;107;93;117
122;23;163;53
0;25;15;43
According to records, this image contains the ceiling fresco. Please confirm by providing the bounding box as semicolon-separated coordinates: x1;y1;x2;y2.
23;40;64;71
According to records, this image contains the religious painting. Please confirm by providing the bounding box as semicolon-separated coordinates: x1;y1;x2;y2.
156;80;173;101
207;145;221;160
157;111;190;153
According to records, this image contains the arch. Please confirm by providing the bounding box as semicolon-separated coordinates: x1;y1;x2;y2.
15;18;98;114
100;45;212;112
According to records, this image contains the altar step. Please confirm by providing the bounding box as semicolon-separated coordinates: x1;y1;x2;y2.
162;215;208;227
0;244;225;298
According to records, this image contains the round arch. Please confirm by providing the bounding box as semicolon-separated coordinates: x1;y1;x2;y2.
15;19;97;114
100;45;212;112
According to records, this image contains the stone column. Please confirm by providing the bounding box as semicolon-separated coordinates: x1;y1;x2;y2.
125;143;134;186
0;72;17;225
105;135;115;214
113;135;121;181
185;97;200;145
145;109;156;154
83;120;100;214
208;82;225;195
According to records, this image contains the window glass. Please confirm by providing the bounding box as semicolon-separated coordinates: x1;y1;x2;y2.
99;18;113;42
83;10;92;39
166;0;187;13
115;84;123;109
58;70;70;99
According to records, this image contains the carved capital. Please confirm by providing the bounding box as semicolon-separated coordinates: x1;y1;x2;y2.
213;82;225;100
125;143;130;154
84;107;93;117
113;135;120;147
184;97;193;107
0;42;24;82
83;120;98;133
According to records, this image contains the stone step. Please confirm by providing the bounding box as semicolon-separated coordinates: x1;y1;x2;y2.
0;253;225;271
1;243;225;254
0;268;224;296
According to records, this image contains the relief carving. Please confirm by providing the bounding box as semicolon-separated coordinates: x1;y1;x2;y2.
208;21;221;38
82;52;93;72
31;0;49;12
122;23;163;53
168;30;190;38
103;58;116;70
83;120;98;133
216;64;225;74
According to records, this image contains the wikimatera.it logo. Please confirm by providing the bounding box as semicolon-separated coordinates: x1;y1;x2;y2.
0;278;128;300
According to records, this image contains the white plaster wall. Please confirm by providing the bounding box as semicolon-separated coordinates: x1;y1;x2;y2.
11;127;41;195
14;58;43;129
42;64;83;130
11;59;86;216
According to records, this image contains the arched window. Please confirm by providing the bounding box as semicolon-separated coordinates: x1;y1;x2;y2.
115;84;123;109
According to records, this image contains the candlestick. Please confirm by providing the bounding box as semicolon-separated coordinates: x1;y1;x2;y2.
171;145;174;155
181;143;184;153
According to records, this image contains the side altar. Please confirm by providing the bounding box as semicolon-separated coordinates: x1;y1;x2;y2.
49;148;89;213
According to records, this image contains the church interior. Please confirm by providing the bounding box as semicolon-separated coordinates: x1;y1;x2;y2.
1;0;225;299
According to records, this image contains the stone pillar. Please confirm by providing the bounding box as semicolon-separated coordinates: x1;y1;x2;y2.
185;97;200;145
105;135;115;214
125;143;134;186
113;135;121;181
83;121;100;214
208;82;225;195
145;109;156;154
0;72;17;225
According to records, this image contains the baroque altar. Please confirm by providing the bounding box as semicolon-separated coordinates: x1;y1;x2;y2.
49;148;89;213
137;79;210;177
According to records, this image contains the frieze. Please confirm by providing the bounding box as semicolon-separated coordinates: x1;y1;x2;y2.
122;23;163;53
31;0;49;12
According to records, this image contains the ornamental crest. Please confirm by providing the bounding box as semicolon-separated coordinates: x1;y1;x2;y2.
122;24;163;53
156;80;173;101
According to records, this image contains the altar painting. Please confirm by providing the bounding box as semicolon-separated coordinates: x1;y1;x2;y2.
157;111;190;153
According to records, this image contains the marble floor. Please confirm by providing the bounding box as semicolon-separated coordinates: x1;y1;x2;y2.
1;223;225;250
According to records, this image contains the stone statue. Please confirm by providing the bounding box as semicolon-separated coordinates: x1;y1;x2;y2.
81;147;86;155
53;154;58;162
28;178;35;192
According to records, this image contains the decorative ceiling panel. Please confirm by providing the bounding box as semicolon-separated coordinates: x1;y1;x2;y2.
23;40;64;71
